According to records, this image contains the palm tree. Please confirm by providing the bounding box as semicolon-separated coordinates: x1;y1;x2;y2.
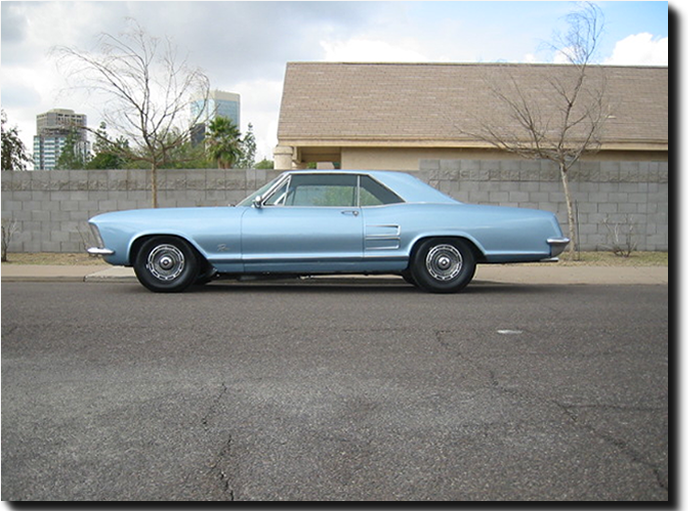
206;116;242;169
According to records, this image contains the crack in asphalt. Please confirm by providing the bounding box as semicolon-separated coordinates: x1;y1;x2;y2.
553;400;669;492
433;329;668;496
201;383;235;500
201;382;228;427
209;435;234;500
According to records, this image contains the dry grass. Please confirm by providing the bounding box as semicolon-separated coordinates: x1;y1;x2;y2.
536;251;668;267
1;250;669;267
2;252;109;266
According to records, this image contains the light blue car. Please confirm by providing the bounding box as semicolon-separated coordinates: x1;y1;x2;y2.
87;170;569;293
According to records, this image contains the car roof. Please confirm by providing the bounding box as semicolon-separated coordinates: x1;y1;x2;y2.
282;169;459;204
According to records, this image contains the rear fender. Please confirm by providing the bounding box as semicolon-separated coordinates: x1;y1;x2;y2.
408;233;487;264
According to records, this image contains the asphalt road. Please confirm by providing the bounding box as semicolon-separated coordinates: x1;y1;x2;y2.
1;281;669;501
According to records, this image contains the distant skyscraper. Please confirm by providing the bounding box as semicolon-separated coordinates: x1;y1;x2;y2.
190;90;241;144
33;108;90;170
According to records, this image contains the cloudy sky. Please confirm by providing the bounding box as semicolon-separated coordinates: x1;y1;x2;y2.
2;1;669;165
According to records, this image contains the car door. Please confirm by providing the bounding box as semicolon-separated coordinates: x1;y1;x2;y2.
241;173;363;273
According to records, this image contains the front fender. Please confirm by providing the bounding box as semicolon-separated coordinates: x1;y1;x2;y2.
90;206;244;269
127;230;210;267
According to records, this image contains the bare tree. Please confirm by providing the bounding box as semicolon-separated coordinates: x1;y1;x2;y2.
473;3;608;255
53;19;210;207
1;217;19;262
603;215;638;258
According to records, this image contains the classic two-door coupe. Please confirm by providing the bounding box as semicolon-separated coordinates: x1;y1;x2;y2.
87;170;569;293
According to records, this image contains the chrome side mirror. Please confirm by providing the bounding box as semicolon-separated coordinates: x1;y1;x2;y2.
253;195;263;209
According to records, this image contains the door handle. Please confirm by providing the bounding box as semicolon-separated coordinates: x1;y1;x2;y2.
341;210;360;217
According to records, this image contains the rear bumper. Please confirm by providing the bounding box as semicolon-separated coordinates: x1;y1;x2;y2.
87;247;115;256
547;237;570;257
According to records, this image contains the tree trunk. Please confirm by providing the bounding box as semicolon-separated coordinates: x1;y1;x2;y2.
151;163;158;209
559;163;577;256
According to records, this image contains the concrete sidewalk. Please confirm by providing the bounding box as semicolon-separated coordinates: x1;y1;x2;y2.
0;263;669;286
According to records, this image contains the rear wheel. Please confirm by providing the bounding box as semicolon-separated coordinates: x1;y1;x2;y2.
134;236;199;293
410;238;476;293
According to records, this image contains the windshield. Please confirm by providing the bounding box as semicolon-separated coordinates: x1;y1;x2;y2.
236;175;284;207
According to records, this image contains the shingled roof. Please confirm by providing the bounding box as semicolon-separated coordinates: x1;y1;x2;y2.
277;62;668;151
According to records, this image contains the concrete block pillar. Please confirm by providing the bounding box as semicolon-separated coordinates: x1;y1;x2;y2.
274;145;294;170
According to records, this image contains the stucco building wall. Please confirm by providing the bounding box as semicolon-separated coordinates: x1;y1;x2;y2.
339;147;668;172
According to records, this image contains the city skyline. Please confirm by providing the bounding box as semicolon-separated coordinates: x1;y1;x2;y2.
33;108;90;170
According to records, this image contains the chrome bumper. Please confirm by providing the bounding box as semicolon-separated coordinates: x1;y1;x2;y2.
87;247;115;256
547;237;570;257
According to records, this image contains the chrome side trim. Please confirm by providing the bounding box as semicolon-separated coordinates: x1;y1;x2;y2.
87;247;115;256
366;224;401;237
365;224;401;250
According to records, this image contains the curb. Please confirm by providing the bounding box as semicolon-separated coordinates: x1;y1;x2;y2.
1;264;669;286
84;267;137;283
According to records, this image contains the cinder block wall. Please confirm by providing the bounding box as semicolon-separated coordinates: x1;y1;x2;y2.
1;161;668;253
1;168;281;253
418;159;668;251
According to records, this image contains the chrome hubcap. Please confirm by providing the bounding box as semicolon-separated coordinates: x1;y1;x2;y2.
159;256;174;270
147;244;185;281
437;256;452;270
426;244;463;281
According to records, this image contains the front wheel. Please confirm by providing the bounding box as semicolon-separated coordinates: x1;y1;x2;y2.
410;238;476;293
400;269;418;287
134;236;199;293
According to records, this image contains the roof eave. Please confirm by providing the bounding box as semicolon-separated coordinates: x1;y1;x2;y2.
278;138;668;152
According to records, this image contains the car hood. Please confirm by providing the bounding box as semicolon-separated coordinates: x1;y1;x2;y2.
90;206;245;225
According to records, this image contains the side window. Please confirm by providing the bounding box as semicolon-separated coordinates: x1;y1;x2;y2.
286;174;358;207
360;175;404;206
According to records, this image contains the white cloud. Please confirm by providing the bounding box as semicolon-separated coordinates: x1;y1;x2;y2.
320;38;428;63
604;33;669;66
552;47;574;65
232;79;284;161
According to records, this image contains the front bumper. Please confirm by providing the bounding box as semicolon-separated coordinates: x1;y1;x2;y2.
87;223;115;257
